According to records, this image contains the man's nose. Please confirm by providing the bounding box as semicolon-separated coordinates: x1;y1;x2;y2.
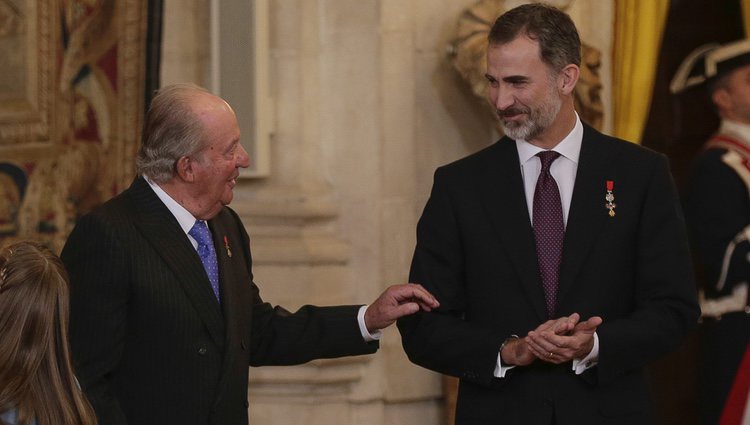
493;87;515;111
236;144;250;168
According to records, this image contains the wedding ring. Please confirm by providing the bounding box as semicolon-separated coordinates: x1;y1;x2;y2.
548;351;553;358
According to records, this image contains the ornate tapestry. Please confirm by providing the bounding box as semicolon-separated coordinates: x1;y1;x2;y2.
0;0;150;253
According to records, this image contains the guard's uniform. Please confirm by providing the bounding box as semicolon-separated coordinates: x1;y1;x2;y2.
685;120;750;425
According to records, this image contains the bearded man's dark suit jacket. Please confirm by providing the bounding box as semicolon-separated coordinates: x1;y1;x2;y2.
398;125;700;425
61;177;378;425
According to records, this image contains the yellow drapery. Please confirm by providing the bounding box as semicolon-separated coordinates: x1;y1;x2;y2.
612;0;670;144
743;0;750;37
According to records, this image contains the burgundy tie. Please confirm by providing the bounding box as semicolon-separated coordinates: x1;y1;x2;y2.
533;151;564;318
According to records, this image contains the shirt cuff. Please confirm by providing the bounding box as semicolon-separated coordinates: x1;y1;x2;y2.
358;305;382;342
494;352;516;378
572;331;599;374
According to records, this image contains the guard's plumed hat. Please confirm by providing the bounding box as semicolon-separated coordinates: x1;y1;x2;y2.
670;39;750;94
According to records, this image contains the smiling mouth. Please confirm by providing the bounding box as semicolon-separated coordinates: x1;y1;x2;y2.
498;108;528;120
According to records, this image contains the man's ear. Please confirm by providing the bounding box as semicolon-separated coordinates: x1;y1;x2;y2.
712;88;731;113
559;64;580;95
175;156;195;182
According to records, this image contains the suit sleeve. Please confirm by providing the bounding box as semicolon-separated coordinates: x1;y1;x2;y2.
61;213;130;425
249;303;378;366
221;208;379;366
397;168;506;388
596;154;700;383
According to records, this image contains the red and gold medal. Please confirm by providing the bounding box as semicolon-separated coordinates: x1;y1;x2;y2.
605;180;616;217
223;235;232;257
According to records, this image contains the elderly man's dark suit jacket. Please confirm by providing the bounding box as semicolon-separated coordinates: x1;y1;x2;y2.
61;177;378;425
398;125;700;425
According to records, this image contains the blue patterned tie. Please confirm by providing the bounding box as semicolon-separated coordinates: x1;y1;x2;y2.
533;151;564;318
189;220;220;302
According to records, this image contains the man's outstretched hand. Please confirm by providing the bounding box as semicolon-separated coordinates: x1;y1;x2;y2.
364;283;439;332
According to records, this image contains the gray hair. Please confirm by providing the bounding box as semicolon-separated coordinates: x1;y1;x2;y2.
136;83;211;183
488;3;581;73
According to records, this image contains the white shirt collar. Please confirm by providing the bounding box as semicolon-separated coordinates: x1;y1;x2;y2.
144;176;199;235
719;119;750;145
515;113;583;165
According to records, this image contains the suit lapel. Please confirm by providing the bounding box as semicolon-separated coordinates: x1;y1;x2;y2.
210;217;236;321
209;215;242;396
478;140;548;322
128;178;226;347
557;127;611;308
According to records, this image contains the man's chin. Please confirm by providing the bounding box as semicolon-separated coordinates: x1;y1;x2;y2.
502;123;532;140
222;194;233;206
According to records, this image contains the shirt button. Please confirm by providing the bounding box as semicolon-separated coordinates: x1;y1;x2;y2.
198;347;207;355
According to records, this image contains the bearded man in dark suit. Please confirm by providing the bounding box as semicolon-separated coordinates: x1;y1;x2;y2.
61;83;438;425
398;4;699;425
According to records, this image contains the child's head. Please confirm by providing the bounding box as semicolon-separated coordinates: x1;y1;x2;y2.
0;241;86;425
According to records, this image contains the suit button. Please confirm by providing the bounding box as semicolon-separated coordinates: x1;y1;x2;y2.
198;347;207;355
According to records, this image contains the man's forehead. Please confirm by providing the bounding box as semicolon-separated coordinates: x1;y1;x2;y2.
716;63;750;91
488;35;541;57
729;63;750;79
487;38;542;71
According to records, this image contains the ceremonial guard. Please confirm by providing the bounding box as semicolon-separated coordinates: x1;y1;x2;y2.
674;39;750;425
